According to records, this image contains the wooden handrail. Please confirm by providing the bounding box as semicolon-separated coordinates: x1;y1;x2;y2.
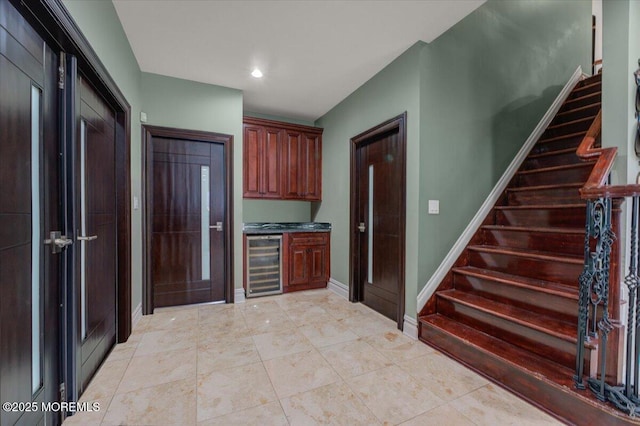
577;110;640;198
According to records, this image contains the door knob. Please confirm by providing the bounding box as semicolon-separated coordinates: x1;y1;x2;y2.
210;221;223;231
77;235;98;241
358;222;366;233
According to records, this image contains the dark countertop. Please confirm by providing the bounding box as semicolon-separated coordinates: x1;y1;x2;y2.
243;222;332;234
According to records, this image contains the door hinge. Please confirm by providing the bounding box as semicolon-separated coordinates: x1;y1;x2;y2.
58;52;65;90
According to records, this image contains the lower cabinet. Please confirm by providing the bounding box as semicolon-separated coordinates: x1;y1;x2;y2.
283;232;330;292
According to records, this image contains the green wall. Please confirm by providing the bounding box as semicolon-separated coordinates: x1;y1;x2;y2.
314;42;423;316
416;0;591;303
62;0;144;310
141;72;244;291
243;200;310;223
244;111;315;127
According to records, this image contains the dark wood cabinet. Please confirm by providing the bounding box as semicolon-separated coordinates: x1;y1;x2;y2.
243;117;322;201
282;130;322;201
283;232;330;292
243;122;282;198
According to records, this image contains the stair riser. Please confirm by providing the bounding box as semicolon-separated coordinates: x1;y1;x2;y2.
418;321;625;425
482;228;584;257
531;136;585;154
507;186;582;205
542;119;594;139
516;165;593;187
522;152;581;169
559;93;601;113
437;297;580;370
551;103;601;125
468;250;582;286
495;207;586;228
453;273;577;323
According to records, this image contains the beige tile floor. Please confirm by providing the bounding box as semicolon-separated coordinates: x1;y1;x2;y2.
63;289;561;425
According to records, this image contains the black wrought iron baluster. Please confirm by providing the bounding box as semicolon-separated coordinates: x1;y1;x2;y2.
589;198;615;401
575;200;595;390
626;196;639;399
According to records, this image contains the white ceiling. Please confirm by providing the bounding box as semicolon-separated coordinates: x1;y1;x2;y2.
113;0;485;122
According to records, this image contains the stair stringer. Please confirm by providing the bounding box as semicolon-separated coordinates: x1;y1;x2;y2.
416;65;584;314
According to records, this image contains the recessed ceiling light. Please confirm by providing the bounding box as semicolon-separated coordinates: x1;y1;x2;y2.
251;68;263;78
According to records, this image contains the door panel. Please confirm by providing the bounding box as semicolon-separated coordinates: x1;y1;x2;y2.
78;78;117;392
1;1;61;423
150;137;226;308
289;246;309;285
353;117;406;326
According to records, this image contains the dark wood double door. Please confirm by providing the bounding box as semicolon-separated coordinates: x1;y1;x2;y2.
0;1;119;423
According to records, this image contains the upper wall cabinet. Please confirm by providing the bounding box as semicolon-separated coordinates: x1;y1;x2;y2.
243;117;323;201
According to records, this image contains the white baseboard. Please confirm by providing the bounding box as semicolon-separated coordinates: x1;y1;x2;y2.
328;278;349;299
403;315;418;340
131;303;142;330
416;65;584;313
235;288;246;303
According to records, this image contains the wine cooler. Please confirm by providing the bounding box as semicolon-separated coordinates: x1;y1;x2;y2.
245;235;283;297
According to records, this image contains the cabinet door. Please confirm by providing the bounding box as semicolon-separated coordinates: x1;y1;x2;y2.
243;124;263;198
303;133;321;200
288;243;309;286
282;129;304;199
309;245;327;283
262;127;282;198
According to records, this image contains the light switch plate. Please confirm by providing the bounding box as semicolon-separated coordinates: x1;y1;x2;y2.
428;199;439;215
133;196;139;210
140;111;147;123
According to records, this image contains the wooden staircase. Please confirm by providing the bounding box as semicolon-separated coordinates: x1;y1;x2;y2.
418;73;640;424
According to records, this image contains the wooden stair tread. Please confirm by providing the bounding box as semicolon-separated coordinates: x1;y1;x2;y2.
506;182;582;192
545;115;596;131
437;289;585;345
555;102;601;118
495;203;585;211
527;147;577;159
562;92;601;108
572;81;600;94
481;224;583;234
467;244;583;264
538;131;587;144
420;314;577;382
516;161;595;175
453;266;578;299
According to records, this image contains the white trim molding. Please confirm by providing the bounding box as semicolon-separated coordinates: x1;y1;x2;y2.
403;315;418;340
131;303;142;330
234;288;246;303
328;277;349;300
417;65;584;313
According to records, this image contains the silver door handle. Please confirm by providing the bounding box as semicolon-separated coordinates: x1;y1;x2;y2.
358;222;366;233
77;235;98;241
44;231;73;253
209;222;223;232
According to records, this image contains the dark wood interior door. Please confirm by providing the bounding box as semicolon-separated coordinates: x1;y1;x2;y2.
150;137;226;308
0;0;62;423
353;115;406;327
77;77;117;393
